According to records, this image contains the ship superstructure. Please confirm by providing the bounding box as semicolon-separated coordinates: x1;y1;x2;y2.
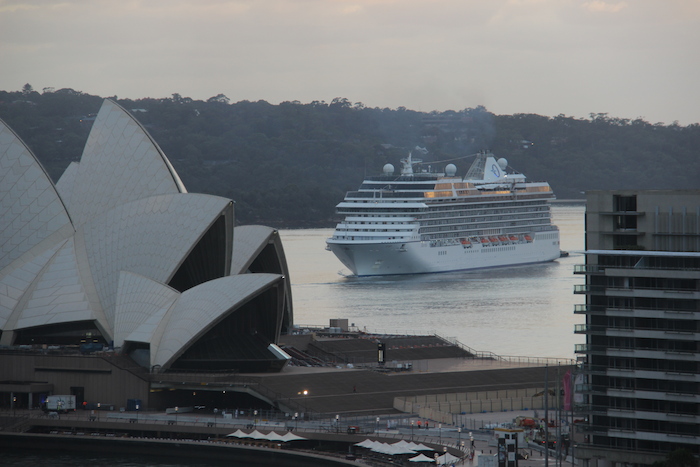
326;151;561;276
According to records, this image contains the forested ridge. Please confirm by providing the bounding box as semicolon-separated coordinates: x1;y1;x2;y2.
2;86;698;228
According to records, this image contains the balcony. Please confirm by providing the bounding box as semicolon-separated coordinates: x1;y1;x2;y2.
574;324;609;335
574;304;606;315
576;364;608;375
574;284;605;294
574;305;698;319
607;368;699;382
607;388;700;403
608;409;700;424
605;348;698;361
574;264;604;274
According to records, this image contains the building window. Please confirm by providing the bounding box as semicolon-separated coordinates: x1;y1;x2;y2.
614;195;637;212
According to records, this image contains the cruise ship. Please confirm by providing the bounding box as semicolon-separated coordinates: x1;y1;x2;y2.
326;150;561;276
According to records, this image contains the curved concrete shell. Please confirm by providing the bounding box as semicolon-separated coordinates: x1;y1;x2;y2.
0;100;293;372
0;119;73;272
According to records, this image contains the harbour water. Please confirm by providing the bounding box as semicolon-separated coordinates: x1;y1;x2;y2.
281;202;586;360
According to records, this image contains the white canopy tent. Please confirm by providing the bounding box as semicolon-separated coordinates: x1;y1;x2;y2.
249;430;266;439
226;429;252;438
354;439;378;449
262;431;286;442
410;442;434;451
409;453;436;463
280;431;306;442
226;430;305;442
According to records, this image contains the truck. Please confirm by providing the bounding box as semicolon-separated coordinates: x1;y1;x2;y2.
43;395;76;413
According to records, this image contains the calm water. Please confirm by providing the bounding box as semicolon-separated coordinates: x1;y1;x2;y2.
281;202;586;360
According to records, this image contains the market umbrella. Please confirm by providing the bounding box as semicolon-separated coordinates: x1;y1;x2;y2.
263;431;286;441
409;453;436;463
373;443;416;456
412;442;434;451
280;431;306;442
355;439;378;448
247;430;266;439
370;442;394;454
226;429;251;438
437;452;461;464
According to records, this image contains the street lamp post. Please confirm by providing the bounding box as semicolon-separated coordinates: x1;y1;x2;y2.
335;414;340;433
438;423;442;444
213;408;218;427
458;426;461;445
411;420;414;441
136;404;139;423
375;417;380;433
175;406;178;424
254;410;258;428
13;396;17;417
443;447;447;465
97;402;100;421
294;412;298;431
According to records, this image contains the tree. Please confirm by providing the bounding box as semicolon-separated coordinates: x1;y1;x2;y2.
207;94;230;104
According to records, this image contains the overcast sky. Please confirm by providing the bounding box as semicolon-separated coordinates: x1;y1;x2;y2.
2;0;699;124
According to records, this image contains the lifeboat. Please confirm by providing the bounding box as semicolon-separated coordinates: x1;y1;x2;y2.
509;235;519;241
524;235;533;242
481;238;489;244
499;236;508;242
489;236;499;243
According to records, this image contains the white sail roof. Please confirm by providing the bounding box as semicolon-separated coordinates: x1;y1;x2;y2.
1;99;292;372
0;118;73;272
150;274;283;369
65;100;186;227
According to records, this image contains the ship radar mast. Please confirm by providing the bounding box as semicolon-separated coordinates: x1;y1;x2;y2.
400;152;422;176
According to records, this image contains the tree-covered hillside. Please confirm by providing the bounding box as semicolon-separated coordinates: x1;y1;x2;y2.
2;87;698;228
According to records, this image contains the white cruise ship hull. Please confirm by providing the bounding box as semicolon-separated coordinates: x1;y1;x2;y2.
327;151;561;277
327;231;561;276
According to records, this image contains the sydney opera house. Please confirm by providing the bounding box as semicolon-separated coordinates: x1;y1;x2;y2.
0;100;294;410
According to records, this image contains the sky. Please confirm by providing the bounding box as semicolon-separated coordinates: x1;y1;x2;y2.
2;0;699;125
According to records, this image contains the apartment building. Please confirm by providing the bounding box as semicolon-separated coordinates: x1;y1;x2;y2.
574;190;699;465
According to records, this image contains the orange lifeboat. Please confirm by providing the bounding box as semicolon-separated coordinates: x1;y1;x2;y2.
499;236;508;242
481;238;489;244
509;235;518;241
524;235;533;242
489;236;499;243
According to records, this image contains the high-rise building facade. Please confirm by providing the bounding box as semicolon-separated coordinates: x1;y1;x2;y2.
574;190;699;465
